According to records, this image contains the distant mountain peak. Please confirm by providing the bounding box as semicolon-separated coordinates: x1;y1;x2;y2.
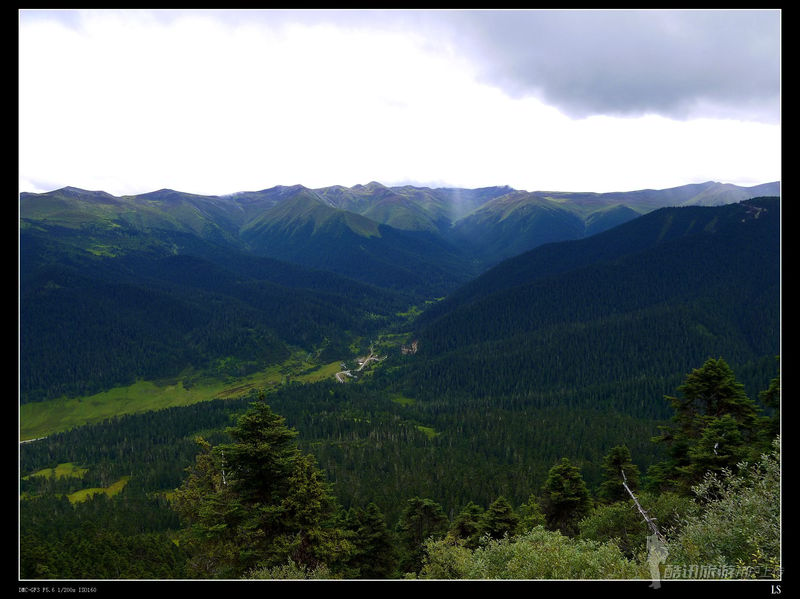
56;186;116;199
353;181;387;191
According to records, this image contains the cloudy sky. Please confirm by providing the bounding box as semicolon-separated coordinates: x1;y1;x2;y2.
19;9;781;196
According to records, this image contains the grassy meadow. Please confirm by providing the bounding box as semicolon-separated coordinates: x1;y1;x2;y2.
20;353;343;441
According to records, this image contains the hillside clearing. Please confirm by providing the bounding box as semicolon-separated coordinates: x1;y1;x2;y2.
19;353;341;441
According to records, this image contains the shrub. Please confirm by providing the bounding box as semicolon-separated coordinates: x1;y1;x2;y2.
419;526;648;579
665;438;781;579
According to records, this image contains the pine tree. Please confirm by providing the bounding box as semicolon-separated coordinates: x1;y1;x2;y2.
396;497;448;575
756;363;780;456
517;494;546;533
540;458;592;537
597;445;640;504
266;452;350;571
342;503;397;579
171;437;244;578
479;496;519;540
681;414;747;484
222;398;299;506
172;394;349;578
447;501;484;549
649;358;761;494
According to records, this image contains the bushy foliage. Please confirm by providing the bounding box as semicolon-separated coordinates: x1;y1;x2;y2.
664;438;781;580
418;526;648;579
578;491;695;558
246;559;333;580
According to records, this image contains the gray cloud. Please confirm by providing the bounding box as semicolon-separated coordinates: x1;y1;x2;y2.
426;9;781;122
28;9;780;123
244;8;779;123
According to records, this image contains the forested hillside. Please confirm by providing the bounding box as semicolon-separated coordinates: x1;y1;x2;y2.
19;185;781;581
20;225;408;403
447;181;780;264
407;198;779;419
20;360;780;579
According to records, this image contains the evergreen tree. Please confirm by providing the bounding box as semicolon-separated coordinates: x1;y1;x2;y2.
649;358;761;494
681;414;747;485
479;496;519;540
340;503;397;578
541;458;592;537
222;398;299;505
266;452;350;571
396;497;449;575
517;494;546;533
597;445;640;504
172;395;349;578
756;364;780;456
447;502;484;549
172;437;243;578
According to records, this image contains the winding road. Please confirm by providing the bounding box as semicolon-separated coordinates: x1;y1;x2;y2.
335;349;385;383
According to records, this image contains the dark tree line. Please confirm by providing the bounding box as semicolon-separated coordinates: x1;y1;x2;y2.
20;357;779;579
20;227;409;403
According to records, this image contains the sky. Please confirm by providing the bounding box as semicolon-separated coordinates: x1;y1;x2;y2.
18;8;781;197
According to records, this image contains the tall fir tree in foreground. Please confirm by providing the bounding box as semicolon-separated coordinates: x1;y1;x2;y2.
339;502;397;578
648;357;763;494
395;497;449;575
479;496;519;540
540;457;592;537
597;445;640;504
172;393;350;578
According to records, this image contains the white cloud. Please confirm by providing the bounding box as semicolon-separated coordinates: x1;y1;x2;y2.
19;9;780;196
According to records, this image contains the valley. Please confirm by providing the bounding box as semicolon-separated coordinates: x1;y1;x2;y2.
18;181;781;581
17;6;783;583
335;347;387;383
19;349;346;441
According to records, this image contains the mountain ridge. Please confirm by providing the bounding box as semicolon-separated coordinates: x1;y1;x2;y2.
22;179;779;221
398;196;779;422
21;180;779;293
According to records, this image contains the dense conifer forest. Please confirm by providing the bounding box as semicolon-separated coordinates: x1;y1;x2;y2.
19;188;781;582
20;359;780;580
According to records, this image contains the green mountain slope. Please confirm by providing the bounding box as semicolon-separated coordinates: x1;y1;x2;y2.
19;211;408;403
531;180;780;210
425;196;778;322
314;182;514;234
21;180;778;279
19;182;780;405
447;181;780;264
239;186;478;296
449;191;587;263
404;197;780;417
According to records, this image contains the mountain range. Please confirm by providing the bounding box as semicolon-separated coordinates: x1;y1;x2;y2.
21;179;779;282
19;180;779;405
18;169;783;584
